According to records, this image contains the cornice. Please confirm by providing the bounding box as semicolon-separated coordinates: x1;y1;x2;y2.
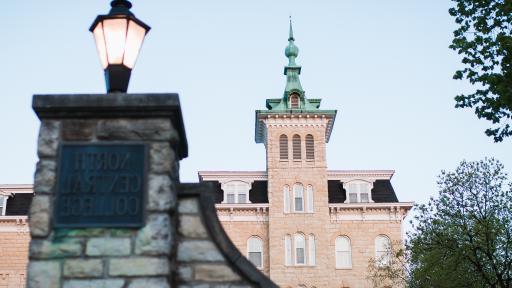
198;171;268;182
327;170;395;181
0;184;34;196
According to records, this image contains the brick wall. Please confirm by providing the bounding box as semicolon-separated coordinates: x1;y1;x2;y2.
0;232;29;288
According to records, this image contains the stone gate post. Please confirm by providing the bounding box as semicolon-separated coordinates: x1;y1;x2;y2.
27;93;187;288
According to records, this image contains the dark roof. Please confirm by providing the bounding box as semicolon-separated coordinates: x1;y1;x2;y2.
203;181;223;204
249;181;268;203
328;180;399;203
5;193;34;215
202;181;269;204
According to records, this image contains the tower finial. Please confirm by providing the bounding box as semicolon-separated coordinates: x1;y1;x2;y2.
289;16;294;41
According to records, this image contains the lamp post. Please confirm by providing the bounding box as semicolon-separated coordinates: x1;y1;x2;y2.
90;0;150;93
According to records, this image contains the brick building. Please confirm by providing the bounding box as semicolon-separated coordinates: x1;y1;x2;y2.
0;185;33;287
199;23;413;288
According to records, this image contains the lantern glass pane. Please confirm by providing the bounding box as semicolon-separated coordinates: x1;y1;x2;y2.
92;23;108;69
123;20;146;68
103;18;128;65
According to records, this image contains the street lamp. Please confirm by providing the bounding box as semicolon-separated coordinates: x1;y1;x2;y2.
90;0;150;93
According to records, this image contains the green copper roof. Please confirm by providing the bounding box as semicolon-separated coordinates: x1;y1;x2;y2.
254;19;338;144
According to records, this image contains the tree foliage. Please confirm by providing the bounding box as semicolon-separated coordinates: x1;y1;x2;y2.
449;0;512;141
409;158;512;287
367;240;411;288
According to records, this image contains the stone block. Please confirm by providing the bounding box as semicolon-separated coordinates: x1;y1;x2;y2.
109;257;169;276
86;237;130;256
61;120;95;141
149;142;174;174
194;264;241;282
27;260;60;288
135;213;171;255
63;259;103;278
177;265;193;281
63;279;125;288
37;120;60;158
28;195;51;237
30;238;82;259
147;174;175;211
179;215;207;238
128;277;170;288
96;118;178;142
178;198;199;214
33;160;56;194
177;240;224;262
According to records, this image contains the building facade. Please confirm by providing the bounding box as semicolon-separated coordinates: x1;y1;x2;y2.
0;185;33;288
199;23;413;288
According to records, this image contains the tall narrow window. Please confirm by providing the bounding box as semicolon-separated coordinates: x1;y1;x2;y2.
375;235;392;266
293;134;301;160
305;134;314;161
247;236;263;269
284;185;290;213
279;134;288;161
294;234;306;265
290;94;299;109
293;184;304;212
306;185;314;213
336;236;352;269
308;234;316;266
285;235;292;265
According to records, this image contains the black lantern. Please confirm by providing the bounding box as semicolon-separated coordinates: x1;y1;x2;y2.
90;0;150;93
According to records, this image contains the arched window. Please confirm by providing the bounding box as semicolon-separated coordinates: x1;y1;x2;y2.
335;236;352;269
283;185;290;213
308;234;316;266
279;134;288;161
292;134;301;160
247;236;263;269
293;184;304;212
375;235;392;266
306;185;314;213
294;234;306;264
305;134;314;161
285;234;292;265
290;94;299;109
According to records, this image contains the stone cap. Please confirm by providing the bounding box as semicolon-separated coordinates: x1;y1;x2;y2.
32;93;188;159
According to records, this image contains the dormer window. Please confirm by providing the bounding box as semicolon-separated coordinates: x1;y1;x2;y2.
222;181;251;204
290;94;300;109
0;196;5;216
344;180;373;203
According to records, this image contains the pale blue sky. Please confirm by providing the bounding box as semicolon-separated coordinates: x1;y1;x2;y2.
0;0;510;211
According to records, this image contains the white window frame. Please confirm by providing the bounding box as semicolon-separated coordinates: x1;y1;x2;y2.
285;234;292;265
0;196;6;216
343;180;374;203
306;185;314;213
308;234;316;266
221;181;251;204
335;236;352;269
289;94;300;109
293;184;304;212
284;185;290;213
375;235;392;267
294;233;306;265
247;236;263;269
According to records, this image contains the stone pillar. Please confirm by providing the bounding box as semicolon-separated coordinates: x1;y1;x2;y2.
27;94;187;288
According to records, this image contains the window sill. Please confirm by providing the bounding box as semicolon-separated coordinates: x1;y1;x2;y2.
335;267;353;270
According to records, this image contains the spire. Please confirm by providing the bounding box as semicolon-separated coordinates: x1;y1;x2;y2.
284;17;304;97
288;16;294;41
